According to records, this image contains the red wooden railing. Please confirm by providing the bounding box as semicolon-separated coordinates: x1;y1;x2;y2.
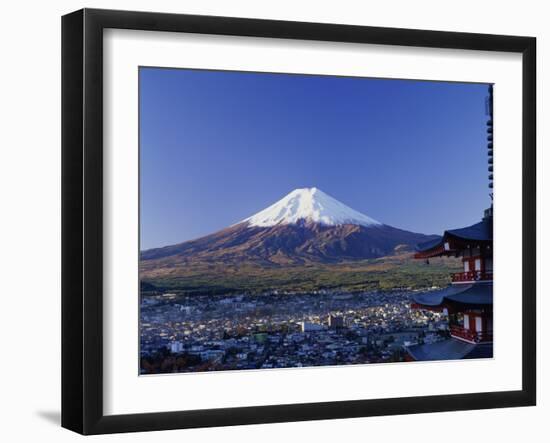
450;325;493;343
451;270;493;283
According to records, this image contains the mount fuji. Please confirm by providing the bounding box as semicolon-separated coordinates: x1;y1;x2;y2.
141;188;437;266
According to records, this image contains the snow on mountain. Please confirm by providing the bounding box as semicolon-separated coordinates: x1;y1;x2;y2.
241;187;382;228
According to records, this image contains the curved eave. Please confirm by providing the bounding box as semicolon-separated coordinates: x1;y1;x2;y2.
414;237;447;258
414;245;453;259
406;339;493;361
414;217;493;258
412;283;493;308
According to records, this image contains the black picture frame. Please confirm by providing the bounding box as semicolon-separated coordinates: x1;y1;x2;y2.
62;8;536;435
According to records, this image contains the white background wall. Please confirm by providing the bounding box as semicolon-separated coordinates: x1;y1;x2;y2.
0;1;545;441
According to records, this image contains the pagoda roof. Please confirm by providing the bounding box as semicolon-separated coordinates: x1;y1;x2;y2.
412;282;493;307
415;216;493;258
405;339;493;361
445;218;493;242
415;236;443;252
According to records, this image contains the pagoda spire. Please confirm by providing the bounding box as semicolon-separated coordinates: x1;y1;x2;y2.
486;85;494;201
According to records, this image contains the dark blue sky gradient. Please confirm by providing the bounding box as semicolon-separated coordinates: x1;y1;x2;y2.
140;67;490;250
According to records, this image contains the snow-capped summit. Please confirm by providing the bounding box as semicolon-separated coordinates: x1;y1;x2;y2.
241;187;382;228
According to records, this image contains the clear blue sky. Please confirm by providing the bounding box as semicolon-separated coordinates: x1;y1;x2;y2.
140;67;491;250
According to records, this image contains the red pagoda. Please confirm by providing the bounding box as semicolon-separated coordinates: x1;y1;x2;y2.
405;85;494;361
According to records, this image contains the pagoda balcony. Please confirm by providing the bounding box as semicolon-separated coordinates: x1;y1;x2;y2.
450;325;493;343
451;270;493;283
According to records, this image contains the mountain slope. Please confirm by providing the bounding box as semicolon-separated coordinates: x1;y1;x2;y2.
141;188;437;267
141;221;436;265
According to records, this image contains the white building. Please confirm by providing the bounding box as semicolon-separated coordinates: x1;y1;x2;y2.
300;321;324;332
169;341;184;353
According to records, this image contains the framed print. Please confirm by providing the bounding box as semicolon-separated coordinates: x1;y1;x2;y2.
61;8;536;435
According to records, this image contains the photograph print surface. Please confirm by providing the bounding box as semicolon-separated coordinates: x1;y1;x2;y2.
139;67;494;375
